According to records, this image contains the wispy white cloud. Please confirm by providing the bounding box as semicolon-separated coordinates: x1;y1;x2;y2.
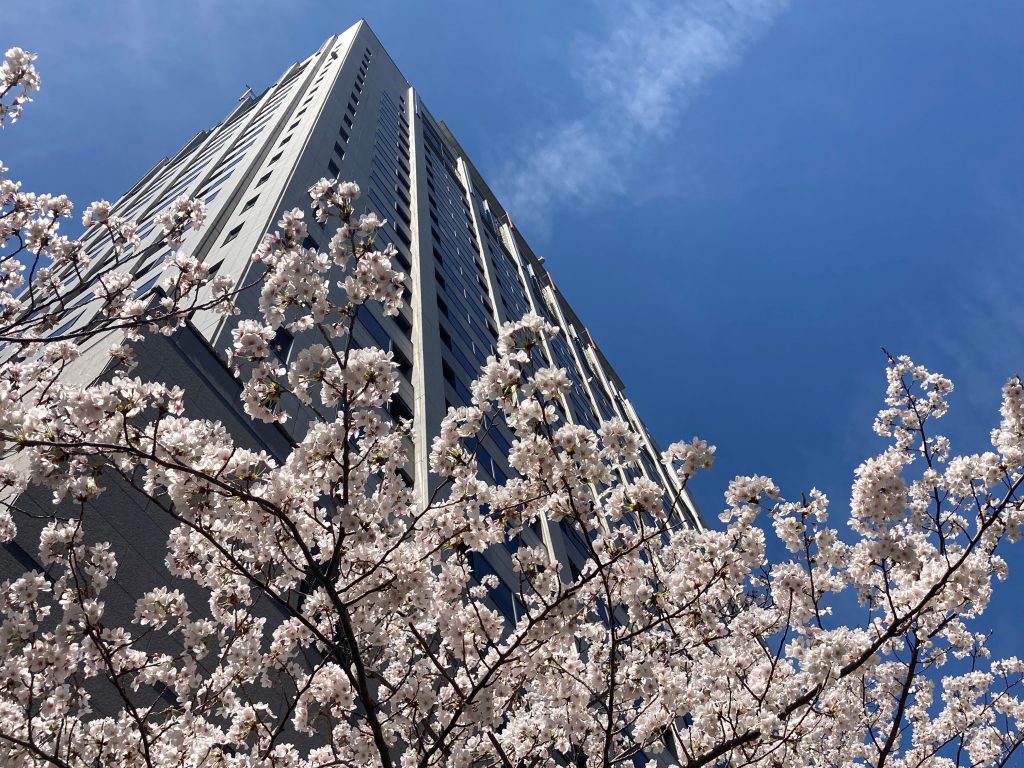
498;0;789;234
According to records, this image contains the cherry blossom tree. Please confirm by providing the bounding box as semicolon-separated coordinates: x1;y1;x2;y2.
1;46;1023;768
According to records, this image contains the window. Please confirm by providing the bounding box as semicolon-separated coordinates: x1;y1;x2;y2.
133;275;160;298
222;224;243;245
393;313;412;338
346;102;356;116
279;135;291;146
392;346;412;379
328;159;340;177
437;297;448;317
289;120;299;130
389;395;413;422
133;255;161;277
343;115;353;129
241;196;259;214
271;326;294;362
395;222;412;247
333;141;346;159
339;127;350;142
50;312;84;339
302;234;320;250
255;172;271;187
394;249;411;272
269;152;282;164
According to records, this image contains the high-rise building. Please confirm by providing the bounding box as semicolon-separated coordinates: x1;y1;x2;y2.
2;21;701;611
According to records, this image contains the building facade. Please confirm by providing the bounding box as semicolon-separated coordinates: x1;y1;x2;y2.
3;21;701;614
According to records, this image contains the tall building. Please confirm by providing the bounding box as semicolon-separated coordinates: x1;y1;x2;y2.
2;21;701;615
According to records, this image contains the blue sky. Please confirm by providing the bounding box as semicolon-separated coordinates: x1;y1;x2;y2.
3;1;1024;655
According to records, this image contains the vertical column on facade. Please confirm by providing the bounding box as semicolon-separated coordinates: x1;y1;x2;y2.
405;89;447;507
494;223;578;566
456;158;509;329
532;281;622;540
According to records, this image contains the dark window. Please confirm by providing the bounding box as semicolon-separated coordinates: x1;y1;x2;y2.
289;120;299;130
133;275;160;298
392;346;412;379
437;297;448;317
389;395;413;422
268;152;282;164
339;127;350;142
328;159;340;177
343;115;353;129
271;326;293;362
393;313;412;338
222;224;243;245
241;196;259;213
347;102;356;116
280;135;291;146
255;172;271;187
302;235;319;250
333;141;346;159
395;222;412;247
394;249;411;272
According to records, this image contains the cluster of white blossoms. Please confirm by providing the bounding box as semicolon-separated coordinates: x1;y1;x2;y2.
0;47;39;126
0;48;1021;768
